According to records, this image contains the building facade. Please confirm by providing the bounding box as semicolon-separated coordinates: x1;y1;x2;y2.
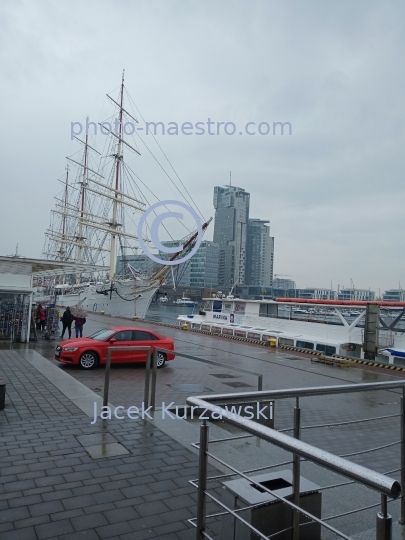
189;241;219;288
245;219;274;288
273;278;296;291
116;254;157;277
337;288;375;301
294;288;336;300
213;185;250;288
382;289;405;302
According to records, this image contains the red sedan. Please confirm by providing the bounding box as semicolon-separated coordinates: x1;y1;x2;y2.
54;326;175;370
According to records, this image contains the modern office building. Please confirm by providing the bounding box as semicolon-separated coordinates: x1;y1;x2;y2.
337;288;375;301
189;241;219;288
213;185;250;288
156;240;219;288
382;289;405;302
273;278;296;291
294;288;336;300
246;219;274;288
116;254;157;276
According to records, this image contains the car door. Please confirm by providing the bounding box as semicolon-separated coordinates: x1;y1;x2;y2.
110;330;134;363
131;330;159;362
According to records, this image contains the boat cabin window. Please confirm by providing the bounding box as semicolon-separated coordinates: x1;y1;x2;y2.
315;344;336;356
279;337;294;346
259;304;278;317
213;300;222;312
393;357;405;366
296;340;314;350
203;301;213;311
223;302;232;312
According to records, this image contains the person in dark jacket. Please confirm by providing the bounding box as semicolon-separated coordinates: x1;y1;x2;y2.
61;307;73;339
73;316;86;338
36;304;46;331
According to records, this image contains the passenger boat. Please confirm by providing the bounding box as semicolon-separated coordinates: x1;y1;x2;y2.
178;297;405;364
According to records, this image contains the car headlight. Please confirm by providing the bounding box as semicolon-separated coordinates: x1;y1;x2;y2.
63;347;78;352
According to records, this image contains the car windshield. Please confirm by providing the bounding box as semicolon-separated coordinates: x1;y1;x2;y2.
89;329;116;341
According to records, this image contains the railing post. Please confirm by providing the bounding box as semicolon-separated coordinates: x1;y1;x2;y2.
144;348;151;410
376;494;392;540
151;349;157;410
258;374;263;391
292;396;301;540
196;420;209;540
400;388;405;524
103;348;112;407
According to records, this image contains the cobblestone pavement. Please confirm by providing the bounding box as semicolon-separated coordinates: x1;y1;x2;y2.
0;350;221;540
1;313;405;538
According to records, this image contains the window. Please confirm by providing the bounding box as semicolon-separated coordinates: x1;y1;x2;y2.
279;337;294;346
114;330;133;341
133;331;158;341
316;344;336;355
296;340;314;350
89;329;116;341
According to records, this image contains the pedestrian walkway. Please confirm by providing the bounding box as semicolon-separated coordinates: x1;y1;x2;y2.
0;349;219;540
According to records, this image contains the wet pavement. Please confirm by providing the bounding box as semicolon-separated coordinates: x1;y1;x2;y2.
1;312;405;539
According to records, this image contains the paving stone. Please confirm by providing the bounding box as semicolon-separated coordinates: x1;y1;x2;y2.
35;518;75;539
71;512;109;531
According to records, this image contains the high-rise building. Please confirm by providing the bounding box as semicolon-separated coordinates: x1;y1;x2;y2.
213;185;250;288
246;219;274;287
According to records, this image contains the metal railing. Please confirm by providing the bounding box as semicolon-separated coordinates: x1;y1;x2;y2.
102;346;263;411
145;347;263;410
186;380;405;540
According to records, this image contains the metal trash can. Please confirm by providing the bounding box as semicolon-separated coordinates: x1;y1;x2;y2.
221;469;321;540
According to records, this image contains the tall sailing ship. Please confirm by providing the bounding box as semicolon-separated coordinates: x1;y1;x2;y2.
41;73;210;319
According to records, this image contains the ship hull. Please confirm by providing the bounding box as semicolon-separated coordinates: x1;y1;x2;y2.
56;280;158;319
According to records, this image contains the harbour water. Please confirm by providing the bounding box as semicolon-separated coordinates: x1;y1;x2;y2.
145;302;198;325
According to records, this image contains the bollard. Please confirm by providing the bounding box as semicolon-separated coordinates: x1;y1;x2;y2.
181;323;189;331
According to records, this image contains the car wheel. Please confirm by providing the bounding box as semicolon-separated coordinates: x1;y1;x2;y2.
79;352;98;370
156;352;166;368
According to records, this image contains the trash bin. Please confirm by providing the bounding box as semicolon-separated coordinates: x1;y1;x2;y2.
221;469;321;540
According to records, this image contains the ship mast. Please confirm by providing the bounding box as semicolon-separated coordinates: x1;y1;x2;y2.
58;164;69;260
76;134;89;264
109;71;125;279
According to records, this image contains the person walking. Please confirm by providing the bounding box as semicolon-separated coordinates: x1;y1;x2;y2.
36;304;46;331
61;307;74;339
73;315;86;338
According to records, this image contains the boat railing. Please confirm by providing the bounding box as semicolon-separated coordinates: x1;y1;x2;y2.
186;380;405;540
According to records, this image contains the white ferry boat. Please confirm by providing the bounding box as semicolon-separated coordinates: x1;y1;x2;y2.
178;297;405;365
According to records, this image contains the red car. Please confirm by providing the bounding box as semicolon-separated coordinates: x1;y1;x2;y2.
54;326;175;370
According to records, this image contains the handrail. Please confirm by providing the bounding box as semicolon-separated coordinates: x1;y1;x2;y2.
186;396;401;499
190;380;405;404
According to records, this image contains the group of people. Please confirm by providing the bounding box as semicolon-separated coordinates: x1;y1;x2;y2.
36;305;86;339
60;307;86;339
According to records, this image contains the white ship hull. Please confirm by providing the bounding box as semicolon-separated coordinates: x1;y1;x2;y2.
55;280;158;319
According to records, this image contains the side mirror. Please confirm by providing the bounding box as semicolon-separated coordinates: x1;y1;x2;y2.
109;337;117;344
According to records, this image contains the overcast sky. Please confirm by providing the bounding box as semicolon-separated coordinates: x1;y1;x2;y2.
0;0;404;292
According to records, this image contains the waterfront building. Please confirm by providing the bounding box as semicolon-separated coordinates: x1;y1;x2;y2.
338;288;375;301
273;278;296;291
213;185;250;288
246;219;274;288
116;254;157;276
189;241;219;288
294;288;336;300
382;289;405;302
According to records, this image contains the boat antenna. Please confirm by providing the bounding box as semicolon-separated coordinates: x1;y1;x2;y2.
230;171;232;186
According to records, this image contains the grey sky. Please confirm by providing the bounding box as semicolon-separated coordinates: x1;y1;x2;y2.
0;0;404;292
